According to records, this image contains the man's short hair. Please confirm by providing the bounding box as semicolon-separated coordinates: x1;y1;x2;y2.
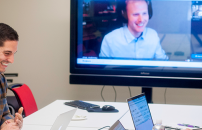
0;23;19;47
125;0;150;10
117;0;153;20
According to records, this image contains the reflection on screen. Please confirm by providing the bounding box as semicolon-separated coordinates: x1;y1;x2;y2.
128;96;153;130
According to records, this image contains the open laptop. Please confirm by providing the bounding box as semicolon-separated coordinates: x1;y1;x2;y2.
50;108;77;130
127;93;154;130
109;93;152;130
109;120;126;130
108;109;129;130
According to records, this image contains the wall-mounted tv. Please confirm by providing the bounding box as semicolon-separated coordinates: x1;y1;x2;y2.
70;0;202;101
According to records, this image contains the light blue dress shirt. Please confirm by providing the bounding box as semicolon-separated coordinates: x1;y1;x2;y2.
99;25;168;60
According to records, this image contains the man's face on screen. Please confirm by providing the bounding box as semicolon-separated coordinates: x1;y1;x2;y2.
126;0;149;37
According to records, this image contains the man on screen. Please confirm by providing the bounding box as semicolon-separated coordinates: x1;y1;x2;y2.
99;0;168;60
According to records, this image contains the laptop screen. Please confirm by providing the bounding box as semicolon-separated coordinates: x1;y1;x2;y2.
127;94;153;130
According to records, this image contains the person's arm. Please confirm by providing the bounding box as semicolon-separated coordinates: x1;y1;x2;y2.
14;107;23;129
99;35;111;58
1;98;14;126
0;73;14;126
1;107;23;130
0;73;23;129
154;38;168;60
0;84;23;129
1;121;19;130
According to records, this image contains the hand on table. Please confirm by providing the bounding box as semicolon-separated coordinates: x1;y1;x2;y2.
1;107;24;130
1;121;20;130
14;107;23;129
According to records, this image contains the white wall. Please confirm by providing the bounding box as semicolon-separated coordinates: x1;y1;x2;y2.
0;0;202;110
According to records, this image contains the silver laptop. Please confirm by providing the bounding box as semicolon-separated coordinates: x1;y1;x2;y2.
50;108;77;130
109;120;126;130
109;109;129;130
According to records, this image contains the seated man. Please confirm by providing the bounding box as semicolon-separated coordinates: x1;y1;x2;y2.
99;0;168;60
0;23;23;130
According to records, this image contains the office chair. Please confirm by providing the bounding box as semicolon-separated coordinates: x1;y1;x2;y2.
8;83;38;117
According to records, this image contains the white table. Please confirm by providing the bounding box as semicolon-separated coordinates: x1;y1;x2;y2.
22;125;103;130
22;100;202;130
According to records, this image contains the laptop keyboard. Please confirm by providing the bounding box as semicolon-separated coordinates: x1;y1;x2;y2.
64;100;100;110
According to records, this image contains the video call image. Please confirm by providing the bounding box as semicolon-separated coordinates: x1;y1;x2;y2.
77;0;202;67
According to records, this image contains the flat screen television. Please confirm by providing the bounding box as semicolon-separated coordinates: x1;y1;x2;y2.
70;0;202;101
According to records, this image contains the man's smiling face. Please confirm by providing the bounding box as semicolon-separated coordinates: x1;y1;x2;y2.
126;0;149;37
0;40;18;73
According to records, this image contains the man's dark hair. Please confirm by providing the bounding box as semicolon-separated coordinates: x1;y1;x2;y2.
0;23;19;47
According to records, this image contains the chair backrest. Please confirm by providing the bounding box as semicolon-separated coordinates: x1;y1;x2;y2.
8;83;38;117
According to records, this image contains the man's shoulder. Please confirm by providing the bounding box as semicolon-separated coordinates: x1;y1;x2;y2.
104;27;124;38
144;27;159;41
145;27;158;36
143;27;159;43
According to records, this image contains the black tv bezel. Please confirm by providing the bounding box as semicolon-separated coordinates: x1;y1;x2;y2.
70;0;202;88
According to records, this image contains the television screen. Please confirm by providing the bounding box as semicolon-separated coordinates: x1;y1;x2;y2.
70;0;202;82
70;0;202;102
72;0;202;76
